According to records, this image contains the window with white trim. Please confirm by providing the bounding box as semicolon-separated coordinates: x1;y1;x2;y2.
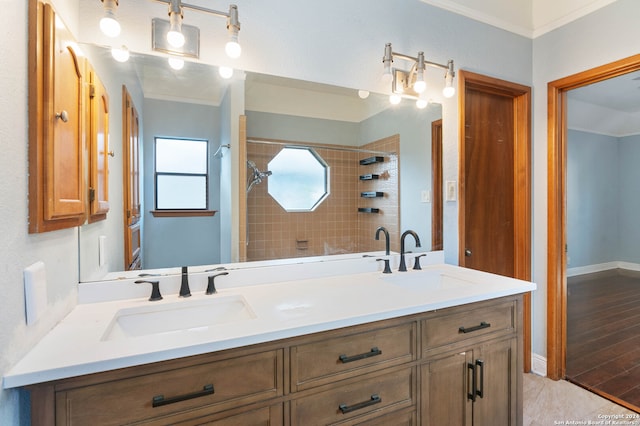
154;137;208;210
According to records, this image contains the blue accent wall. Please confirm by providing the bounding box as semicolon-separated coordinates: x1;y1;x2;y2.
567;130;640;268
143;99;222;268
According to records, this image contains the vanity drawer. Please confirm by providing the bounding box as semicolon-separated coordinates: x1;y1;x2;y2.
422;299;516;351
291;366;415;425
55;350;282;426
291;321;416;391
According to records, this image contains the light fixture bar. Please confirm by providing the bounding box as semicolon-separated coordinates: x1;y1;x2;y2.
152;0;233;20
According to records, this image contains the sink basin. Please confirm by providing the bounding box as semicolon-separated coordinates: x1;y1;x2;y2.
381;270;472;292
102;295;256;341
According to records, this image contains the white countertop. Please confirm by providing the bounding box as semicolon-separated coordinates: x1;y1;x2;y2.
3;260;536;389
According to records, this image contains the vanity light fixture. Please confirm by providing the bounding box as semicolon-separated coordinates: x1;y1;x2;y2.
168;56;185;70
99;0;121;38
152;0;242;60
111;45;130;62
166;0;185;48
382;43;456;106
218;66;233;79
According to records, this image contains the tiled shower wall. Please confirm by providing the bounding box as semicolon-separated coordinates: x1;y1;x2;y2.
246;136;400;261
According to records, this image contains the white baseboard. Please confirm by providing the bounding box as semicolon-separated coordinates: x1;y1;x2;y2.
531;353;547;377
567;261;640;277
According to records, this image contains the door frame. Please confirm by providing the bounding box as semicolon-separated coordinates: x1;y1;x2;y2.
459;70;532;371
432;119;443;251
546;54;640;380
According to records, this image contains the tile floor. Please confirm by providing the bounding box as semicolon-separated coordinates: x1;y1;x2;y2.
524;373;640;425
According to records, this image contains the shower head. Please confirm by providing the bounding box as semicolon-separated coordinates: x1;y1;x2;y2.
213;144;230;158
246;160;272;193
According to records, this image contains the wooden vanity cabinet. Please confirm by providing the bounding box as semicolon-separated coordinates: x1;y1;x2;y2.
420;297;521;426
29;295;523;425
28;0;86;232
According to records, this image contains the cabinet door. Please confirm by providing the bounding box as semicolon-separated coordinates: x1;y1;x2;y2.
421;350;473;426
28;1;86;232
472;337;518;426
87;63;110;222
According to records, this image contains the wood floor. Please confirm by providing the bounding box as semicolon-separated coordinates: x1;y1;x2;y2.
566;268;640;411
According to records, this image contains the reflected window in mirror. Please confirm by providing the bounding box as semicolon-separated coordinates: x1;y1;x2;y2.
267;147;329;211
155;137;208;210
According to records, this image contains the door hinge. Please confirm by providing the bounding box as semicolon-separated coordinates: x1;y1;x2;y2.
89;188;95;202
127;210;131;218
89;83;96;98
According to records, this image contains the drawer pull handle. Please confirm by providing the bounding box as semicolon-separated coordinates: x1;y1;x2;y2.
338;347;382;363
152;384;214;408
339;394;381;414
458;321;491;334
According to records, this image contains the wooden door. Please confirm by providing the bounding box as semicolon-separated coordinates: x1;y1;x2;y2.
122;86;141;269
431;119;443;251
459;71;532;371
87;63;110;222
462;87;515;276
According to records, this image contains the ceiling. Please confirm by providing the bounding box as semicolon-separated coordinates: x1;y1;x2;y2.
420;0;619;38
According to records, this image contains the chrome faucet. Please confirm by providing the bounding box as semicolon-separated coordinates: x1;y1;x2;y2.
399;230;421;272
375;226;390;256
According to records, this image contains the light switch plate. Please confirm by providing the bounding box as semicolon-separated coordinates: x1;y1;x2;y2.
24;261;47;325
446;181;457;201
421;190;431;203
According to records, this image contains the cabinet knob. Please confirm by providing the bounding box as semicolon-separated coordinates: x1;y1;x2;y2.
55;110;69;123
465;248;472;257
107;151;115;157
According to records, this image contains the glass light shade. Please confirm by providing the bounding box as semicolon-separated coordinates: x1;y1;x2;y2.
225;40;241;59
413;79;427;94
100;16;120;38
443;85;455;98
389;93;401;105
168;57;184;70
111;46;130;63
219;66;233;79
416;98;428;109
358;90;370;99
167;30;185;48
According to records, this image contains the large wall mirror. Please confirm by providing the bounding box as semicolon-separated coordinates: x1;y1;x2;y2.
73;13;443;283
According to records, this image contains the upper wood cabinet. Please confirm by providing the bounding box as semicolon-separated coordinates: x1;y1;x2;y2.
86;63;110;223
28;0;86;232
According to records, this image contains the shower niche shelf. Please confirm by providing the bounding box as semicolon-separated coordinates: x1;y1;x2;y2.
359;156;385;165
358;207;380;214
359;174;380;181
361;191;384;198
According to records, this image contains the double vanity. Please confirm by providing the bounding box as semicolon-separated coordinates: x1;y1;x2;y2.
5;253;535;425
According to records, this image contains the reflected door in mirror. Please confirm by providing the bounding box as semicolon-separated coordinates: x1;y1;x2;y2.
123;86;141;270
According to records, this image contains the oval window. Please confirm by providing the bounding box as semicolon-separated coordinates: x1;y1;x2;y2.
268;147;329;211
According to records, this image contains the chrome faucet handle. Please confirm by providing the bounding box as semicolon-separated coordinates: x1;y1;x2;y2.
413;254;427;270
134;280;162;301
376;258;392;274
206;272;229;295
205;266;228;272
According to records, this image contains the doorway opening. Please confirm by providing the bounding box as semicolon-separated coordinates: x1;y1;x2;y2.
547;54;640;412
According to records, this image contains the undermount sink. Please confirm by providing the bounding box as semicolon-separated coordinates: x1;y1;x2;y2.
381;270;473;292
102;295;256;341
